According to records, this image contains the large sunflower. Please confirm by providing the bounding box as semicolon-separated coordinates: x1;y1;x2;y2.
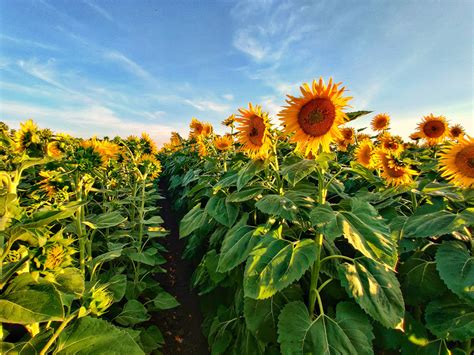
371;113;390;132
235;103;272;159
417;114;449;145
376;150;416;186
354;139;377;169
279;78;351;155
439;136;474;189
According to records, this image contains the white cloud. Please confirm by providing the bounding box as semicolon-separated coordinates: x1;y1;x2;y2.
0;34;58;51
83;0;113;21
103;50;157;83
0;101;177;145
222;94;234;101
184;99;231;113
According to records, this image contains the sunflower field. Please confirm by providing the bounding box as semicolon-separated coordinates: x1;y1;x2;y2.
1;77;473;354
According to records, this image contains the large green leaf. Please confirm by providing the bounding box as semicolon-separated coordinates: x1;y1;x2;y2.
339;199;396;268
255;194;299;221
114;300;150;326
0;282;64;324
244;238;317;299
244;285;302;343
179;203;207;238
226;186;264;203
56;316;144;354
206;195;239;227
436;241;474;302
425;295;474;342
85;211;127;229
309;204;341;241
281;159;319;186
20;200;86;229
403;205;474;238
236;160;265;191
399;254;445;306
217;225;258;272
277;301;374;355
338;257;404;329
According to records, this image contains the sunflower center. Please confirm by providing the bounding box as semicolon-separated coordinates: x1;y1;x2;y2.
248;115;265;146
375;118;388;129
423;120;446;138
298;98;336;137
455;145;474;177
361;147;371;165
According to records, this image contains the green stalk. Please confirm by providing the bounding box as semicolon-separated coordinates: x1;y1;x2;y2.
74;173;86;275
308;168;326;318
39;311;77;355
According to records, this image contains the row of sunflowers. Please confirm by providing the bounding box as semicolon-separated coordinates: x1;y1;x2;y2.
159;78;473;354
0;121;177;354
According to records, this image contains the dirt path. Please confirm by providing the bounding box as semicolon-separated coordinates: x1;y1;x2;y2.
152;182;209;355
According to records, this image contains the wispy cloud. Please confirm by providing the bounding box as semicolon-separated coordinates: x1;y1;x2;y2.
83;0;113;21
0;34;58;51
104;50;157;83
184;99;231;113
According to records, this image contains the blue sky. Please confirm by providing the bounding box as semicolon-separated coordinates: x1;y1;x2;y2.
0;0;472;144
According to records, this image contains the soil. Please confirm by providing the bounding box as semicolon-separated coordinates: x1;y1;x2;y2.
152;181;209;355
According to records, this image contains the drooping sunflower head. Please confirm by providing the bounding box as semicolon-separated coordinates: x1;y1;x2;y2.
376;150;416;187
196;138;208;157
202;123;213;137
15;119;43;155
236;103;273;160
278;78;351;156
88;284;114;316
449;124;465;140
214;134;234;151
189;117;204;139
371;113;391;132
38;170;65;198
82;138;119;166
137;153;162;179
354;139;377;169
409;131;423;141
140;132;158;155
378;132;404;156
416;114;449;145
340;127;355;144
356;133;371;142
439;136;474;189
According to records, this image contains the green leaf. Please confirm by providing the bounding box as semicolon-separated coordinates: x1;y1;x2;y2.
106;274;127;302
20;200;86;229
0;282;64;324
86;211;127;229
244;285;302;343
436;241;474;302
399;254;445;306
139;325;164;353
237;160;265;191
244;238;317;299
277;301;374;355
115;300;150;326
226;186;264;203
179;203;207;238
217;225;259;273
281;159;319;186
404;205;473;238
55;268;85;296
425;295;474;342
153;291;180;310
338;257;404;329
142;215;164;225
338;199;397;268
255;194;299;221
206;195;239;227
56;316;144;354
346;111;372;121
309;204;341;241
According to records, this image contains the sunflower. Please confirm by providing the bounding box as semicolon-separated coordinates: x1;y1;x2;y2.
378;132;404;156
439;136;474;189
82;138;119;165
376;151;416;186
46;141;63;158
137;153;162;179
214;134;233;151
279;78;351;155
356;133;371;142
88;285;114;316
416;114;449;145
15;119;42;154
449;124;465;140
338;127;356;149
196;139;208;157
409;131;423;141
371;113;390;132
140;132;158;155
222;114;235;128
236;103;273;159
189;117;204;138
202;123;213;137
354;139;377;169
